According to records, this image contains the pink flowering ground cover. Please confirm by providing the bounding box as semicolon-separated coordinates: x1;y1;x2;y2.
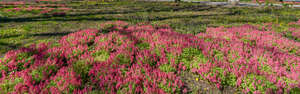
0;21;300;93
286;19;300;42
0;1;70;16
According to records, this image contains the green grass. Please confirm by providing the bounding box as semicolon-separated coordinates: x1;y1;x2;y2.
0;1;300;55
189;0;252;2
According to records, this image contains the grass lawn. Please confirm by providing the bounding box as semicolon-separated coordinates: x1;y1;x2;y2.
188;0;252;2
0;1;300;55
0;2;300;50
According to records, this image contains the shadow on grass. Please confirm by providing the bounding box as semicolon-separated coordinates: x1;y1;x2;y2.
0;9;227;23
30;31;73;37
0;31;74;55
1;31;74;40
0;41;20;56
0;4;216;23
0;41;19;49
0;4;230;54
0;6;230;54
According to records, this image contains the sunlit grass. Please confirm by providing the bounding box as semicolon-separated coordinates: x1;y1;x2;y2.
0;1;299;55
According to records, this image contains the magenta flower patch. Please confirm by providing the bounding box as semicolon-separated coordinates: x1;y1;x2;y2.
0;21;299;93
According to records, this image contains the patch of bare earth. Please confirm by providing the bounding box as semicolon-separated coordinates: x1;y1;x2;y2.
181;72;238;94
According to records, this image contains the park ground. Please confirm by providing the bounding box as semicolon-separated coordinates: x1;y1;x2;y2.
1;1;300;93
1;1;299;56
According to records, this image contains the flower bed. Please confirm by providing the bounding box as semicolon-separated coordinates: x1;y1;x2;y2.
0;1;70;16
0;21;299;93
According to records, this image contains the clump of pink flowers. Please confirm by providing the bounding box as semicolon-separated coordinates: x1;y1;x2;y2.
288;20;300;41
196;24;300;93
0;1;25;5
1;1;71;15
0;20;299;93
0;21;194;93
292;31;300;39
